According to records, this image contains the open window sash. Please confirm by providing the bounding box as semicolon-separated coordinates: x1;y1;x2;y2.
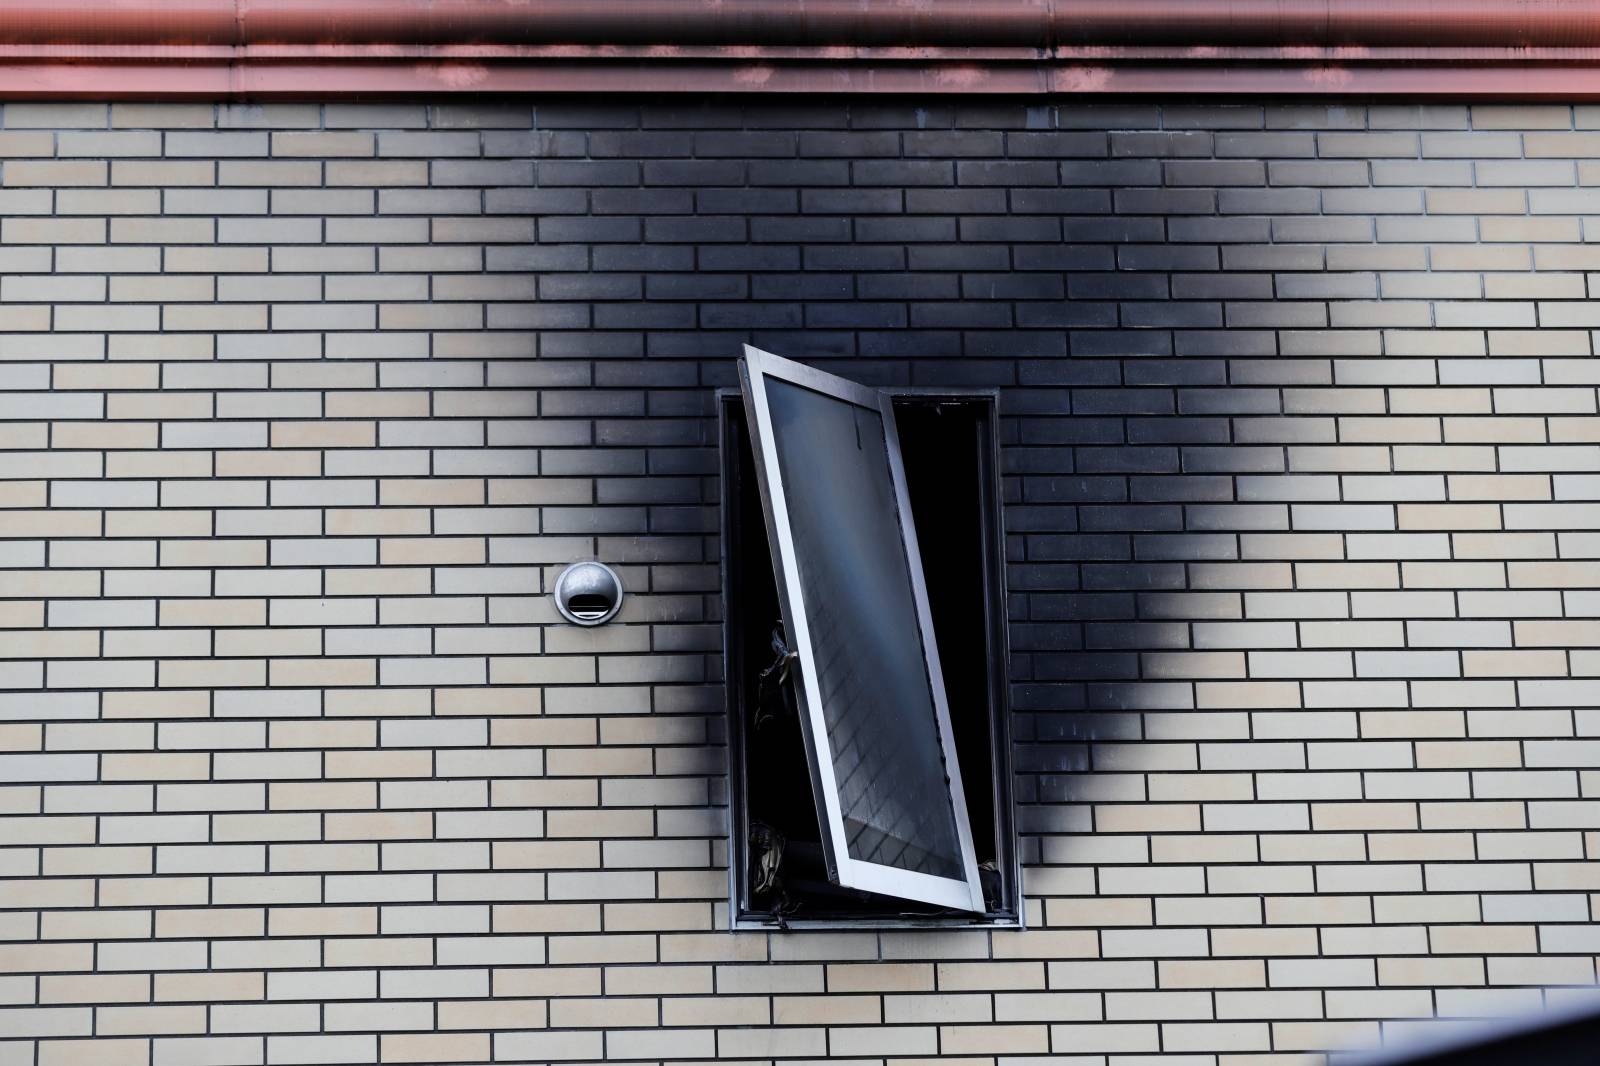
738;344;985;913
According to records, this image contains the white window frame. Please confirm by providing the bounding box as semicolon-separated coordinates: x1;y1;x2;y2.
737;344;986;913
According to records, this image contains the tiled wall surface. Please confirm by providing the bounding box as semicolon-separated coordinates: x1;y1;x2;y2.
0;99;1598;1065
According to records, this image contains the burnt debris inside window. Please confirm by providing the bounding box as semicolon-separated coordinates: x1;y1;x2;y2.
722;346;1018;928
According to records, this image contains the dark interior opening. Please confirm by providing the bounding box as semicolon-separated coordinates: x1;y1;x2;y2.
564;594;612;617
722;392;1015;924
896;401;999;872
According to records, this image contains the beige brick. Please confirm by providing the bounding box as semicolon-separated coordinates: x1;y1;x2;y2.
38;973;150;1005
1379;956;1486;986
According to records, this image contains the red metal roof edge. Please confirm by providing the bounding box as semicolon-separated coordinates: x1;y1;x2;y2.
7;1;1600;98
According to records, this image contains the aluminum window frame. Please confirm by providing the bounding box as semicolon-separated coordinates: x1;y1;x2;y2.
736;344;986;914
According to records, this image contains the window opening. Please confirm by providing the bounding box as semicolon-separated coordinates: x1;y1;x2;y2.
723;346;1018;928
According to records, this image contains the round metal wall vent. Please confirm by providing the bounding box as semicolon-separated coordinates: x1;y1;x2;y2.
553;561;624;626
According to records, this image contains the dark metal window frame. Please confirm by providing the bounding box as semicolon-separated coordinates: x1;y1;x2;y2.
719;362;1020;930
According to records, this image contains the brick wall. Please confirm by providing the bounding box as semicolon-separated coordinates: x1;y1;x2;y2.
0;98;1598;1065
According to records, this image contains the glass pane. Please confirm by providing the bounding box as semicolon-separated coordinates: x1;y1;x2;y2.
763;376;964;882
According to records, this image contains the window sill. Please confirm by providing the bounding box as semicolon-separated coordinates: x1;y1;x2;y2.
731;912;1025;933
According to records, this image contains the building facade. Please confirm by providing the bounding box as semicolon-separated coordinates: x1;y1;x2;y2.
0;94;1598;1064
